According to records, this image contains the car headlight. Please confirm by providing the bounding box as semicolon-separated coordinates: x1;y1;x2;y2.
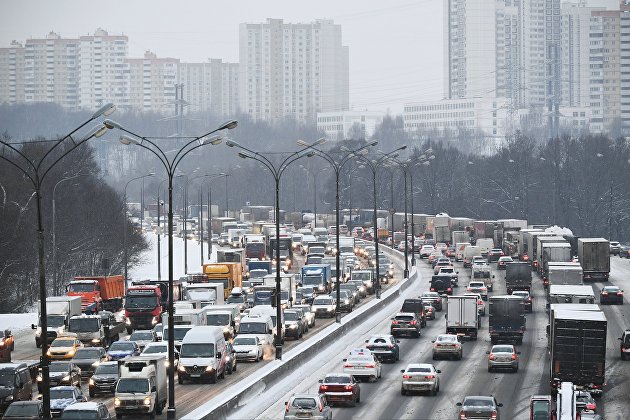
178;365;186;372
36;376;42;382
92;361;100;367
114;398;121;407
164;360;170;367
345;299;350;304
152;317;159;325
288;324;298;329
68;349;75;356
91;338;101;344
46;350;52;357
62;375;70;382
205;366;214;372
144;397;152;406
89;378;95;385
223;327;230;333
318;285;324;290
4;395;13;402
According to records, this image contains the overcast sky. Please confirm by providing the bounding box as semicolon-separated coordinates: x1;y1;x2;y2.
0;0;443;114
2;1;619;115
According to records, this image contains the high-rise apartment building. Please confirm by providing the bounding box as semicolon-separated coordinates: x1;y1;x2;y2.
0;41;25;105
239;18;349;123
23;32;80;109
79;28;128;110
126;51;179;112
178;58;239;118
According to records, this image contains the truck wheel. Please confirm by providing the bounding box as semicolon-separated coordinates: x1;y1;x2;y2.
89;390;95;398
156;401;164;415
178;375;184;385
36;341;41;349
116;414;122;419
210;371;217;384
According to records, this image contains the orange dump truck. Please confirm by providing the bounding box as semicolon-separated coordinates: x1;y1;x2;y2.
67;275;125;312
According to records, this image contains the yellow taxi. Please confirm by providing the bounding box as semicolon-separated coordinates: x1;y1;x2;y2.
47;334;83;360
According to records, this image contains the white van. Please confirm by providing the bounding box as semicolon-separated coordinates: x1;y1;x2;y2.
205;304;241;338
178;326;228;384
476;238;494;257
238;315;275;351
455;242;470;262
249;305;284;343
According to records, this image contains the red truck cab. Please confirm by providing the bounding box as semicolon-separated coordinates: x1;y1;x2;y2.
124;285;163;334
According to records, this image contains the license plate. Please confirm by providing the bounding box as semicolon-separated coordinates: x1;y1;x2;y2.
191;374;201;378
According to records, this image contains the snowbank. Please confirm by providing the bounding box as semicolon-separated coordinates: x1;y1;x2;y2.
0;312;37;333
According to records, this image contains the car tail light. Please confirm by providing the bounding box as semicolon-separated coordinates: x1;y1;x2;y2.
365;363;375;368
533;261;538;268
344;363;354;368
489;353;495;360
320;385;328;391
478;300;483;305
402;374;411;379
619;292;624;295
467;287;472;291
511;354;518;360
430;287;435;292
410;320;417;325
391;320;399;325
459;411;466;420
344;385;353;391
602;292;608;295
491;410;498;419
447;288;452;292
424;375;435;379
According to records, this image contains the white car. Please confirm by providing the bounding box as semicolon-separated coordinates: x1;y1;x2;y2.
400;363;441;396
342;353;381;382
292;304;316;328
420;245;435;258
467;281;488;300
141;342;179;367
312;295;336;318
232;335;264;362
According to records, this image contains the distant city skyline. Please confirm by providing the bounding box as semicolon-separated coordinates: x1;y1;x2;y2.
0;0;444;114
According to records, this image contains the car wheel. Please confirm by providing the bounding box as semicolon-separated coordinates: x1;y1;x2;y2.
126;327;132;335
514;366;519;373
89;390;95;398
401;387;407;396
210;370;218;384
431;387;437;396
178;375;184;385
116;414;122;419
432;353;437;360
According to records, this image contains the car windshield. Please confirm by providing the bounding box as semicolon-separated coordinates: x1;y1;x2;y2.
464;398;493;407
302;276;323;286
52;339;74;347
239;322;267;334
352;272;370;281
513;292;528;298
4;404;40;416
129;332;153;341
227;295;245;304
116;378;149;393
49;363;70;373
297;287;313;295
469;283;485;288
180;343;214;358
324;375;351;384
163;327;193;341
347;356;373;363
492;346;513;353
60;410;99;419
68;318;99;332
74;349;102;359
142;345;167;354
437;335;456;343
109;342;135;352
234;337;256;346
125;295;157;309
314;298;333;305
50;389;75;400
292;398;317;409
206;314;230;326
604;287;620;292
47;315;67;328
284;312;299;321
0;370;16;387
94;364;118;375
395;315;414;322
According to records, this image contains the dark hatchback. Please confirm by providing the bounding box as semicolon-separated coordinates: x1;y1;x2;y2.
600;285;624;305
456;396;503;420
400;299;427;327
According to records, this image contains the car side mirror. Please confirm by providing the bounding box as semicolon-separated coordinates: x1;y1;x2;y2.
400;369;405;373
396;340;400;343
436;369;441;373
318;379;323;383
431;340;436;343
216;352;222;359
517;351;521;355
486;351;490;354
497;403;503;407
284;401;288;406
31;324;36;330
456;402;463;407
365;339;369;343
342;358;347;362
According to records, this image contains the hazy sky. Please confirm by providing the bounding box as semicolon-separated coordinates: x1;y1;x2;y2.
0;0;444;114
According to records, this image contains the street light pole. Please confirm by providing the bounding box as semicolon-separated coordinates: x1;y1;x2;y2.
0;103;114;418
110;119;236;420
353;146;407;298
299;140;378;322
124;172;155;290
227;139;323;358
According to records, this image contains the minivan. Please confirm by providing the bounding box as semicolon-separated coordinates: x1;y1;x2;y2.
0;363;33;412
238;315;275;351
178;326;228;384
205;304;241;339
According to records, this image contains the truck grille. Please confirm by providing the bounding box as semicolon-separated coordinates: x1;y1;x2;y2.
185;365;207;374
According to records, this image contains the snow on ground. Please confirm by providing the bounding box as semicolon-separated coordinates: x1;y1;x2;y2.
0;313;37;334
129;232;218;281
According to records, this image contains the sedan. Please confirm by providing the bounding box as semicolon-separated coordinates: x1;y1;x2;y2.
347;280;367;299
293;304;316;328
600;285;624;305
284;310;305;340
432;334;462;360
284;394;332;420
487;248;504;262
421;292;443;312
511;290;533;312
419;245;435;258
49;386;87;418
88;361;119;397
342;353;382;382
467;281;488;300
47;336;83;360
71;347;108;376
128;330;158;351
497;256;513;269
423;304;436;320
2;401;43;419
619;244;630;258
318;373;360;407
575;390;597;413
38;362;81;393
487;344;520;372
365;334;400;363
312;296;336;318
340;284;360;305
106;340;140;361
232;336;263;362
457;396;503;420
400;363;441;396
337;290;355;312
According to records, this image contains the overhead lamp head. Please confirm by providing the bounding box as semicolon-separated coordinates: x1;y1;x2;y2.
119;135;139;145
219;120;238;130
200;135;222;146
369;141;378;146
424;147;433;155
146;172;156;177
92;103;116;119
225;140;240;148
429;155;435;160
296;140;309;147
87;124;109;139
314;138;326;146
238;152;250;159
102;119;122;130
398;145;408;151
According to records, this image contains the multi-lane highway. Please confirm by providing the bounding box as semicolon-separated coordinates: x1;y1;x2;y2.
229;255;630;420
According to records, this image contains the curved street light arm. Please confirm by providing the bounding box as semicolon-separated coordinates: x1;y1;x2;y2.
124;141;171;175
0;153;37;189
278;151;312;179
0;140;38;183
173;141;220;172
